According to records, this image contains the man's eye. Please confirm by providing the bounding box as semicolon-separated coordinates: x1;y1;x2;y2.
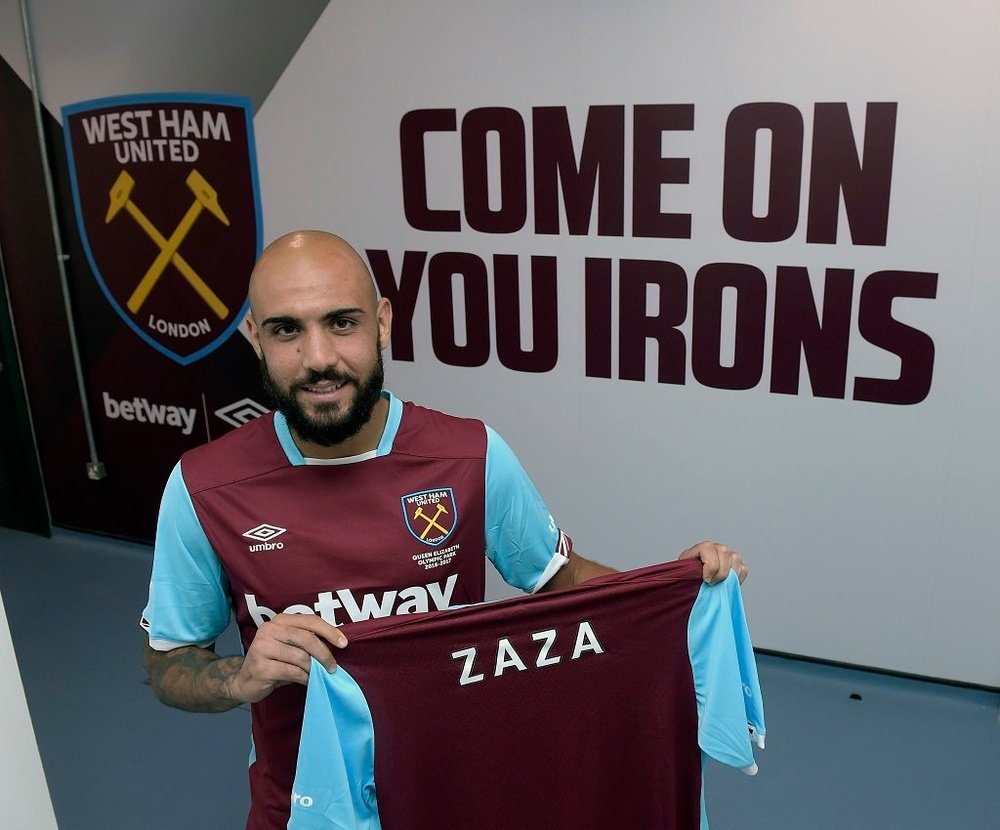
272;325;298;337
332;318;355;330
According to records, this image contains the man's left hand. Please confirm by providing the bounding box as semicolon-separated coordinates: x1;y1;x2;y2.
679;540;748;584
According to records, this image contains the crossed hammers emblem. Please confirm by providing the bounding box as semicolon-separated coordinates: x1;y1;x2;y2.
413;503;450;540
105;169;229;318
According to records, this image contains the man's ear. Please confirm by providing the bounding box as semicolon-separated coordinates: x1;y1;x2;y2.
243;310;263;358
376;297;393;352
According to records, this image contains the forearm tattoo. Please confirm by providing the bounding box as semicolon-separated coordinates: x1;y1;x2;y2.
143;645;245;713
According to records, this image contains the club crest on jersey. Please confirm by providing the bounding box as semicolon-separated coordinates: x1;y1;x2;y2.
61;93;262;365
401;488;457;547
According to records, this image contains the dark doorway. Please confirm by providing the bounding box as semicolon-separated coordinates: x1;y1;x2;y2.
0;246;49;535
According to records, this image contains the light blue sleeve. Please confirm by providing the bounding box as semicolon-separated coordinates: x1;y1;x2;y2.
484;427;565;593
140;462;233;650
288;659;381;830
687;571;766;774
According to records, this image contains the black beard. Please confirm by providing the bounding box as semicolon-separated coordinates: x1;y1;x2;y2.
260;349;385;448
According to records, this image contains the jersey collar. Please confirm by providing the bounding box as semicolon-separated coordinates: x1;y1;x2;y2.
272;390;402;466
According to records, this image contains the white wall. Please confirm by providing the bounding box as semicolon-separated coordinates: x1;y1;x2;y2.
0;587;58;829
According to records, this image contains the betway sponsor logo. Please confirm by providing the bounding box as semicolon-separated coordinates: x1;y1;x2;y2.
102;391;196;435
246;573;458;627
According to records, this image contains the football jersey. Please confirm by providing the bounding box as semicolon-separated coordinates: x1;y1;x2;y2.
289;559;765;830
140;391;568;830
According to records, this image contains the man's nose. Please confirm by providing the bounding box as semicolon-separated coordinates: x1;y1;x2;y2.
299;328;340;372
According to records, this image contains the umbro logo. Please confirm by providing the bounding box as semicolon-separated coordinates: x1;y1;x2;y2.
215;397;270;427
243;523;287;541
243;523;287;552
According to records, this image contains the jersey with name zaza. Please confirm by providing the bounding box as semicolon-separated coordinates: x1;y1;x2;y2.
290;559;766;830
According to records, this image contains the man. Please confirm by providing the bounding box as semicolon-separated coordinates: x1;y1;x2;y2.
141;230;747;829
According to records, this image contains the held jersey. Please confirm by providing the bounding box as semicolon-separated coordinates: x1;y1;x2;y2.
289;559;766;830
140;391;567;830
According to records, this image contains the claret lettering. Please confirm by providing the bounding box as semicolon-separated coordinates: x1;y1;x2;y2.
723;102;897;245
369;248;938;404
450;620;605;686
585;259;937;405
384;99;936;405
368;249;558;372
400;102;896;244
400;105;692;237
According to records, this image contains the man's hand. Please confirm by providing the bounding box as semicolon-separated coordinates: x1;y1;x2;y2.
228;614;348;704
679;540;748;585
144;615;347;713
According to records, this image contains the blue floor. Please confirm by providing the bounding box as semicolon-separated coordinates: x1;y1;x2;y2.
1;526;998;829
704;655;1000;829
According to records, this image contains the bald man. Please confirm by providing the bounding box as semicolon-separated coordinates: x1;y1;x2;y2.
141;231;747;830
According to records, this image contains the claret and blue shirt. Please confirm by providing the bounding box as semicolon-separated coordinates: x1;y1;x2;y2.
140;391;764;830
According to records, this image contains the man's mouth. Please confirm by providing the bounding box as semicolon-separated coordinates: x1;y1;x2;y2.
299;380;347;396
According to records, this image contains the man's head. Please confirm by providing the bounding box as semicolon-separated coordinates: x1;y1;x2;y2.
245;231;392;457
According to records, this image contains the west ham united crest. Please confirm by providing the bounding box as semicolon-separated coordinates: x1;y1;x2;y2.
402;488;457;546
62;93;262;365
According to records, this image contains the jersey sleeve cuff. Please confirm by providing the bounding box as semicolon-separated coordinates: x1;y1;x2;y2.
528;531;571;593
145;635;217;652
140;616;216;651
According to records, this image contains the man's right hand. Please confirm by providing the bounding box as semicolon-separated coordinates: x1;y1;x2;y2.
143;615;348;713
228;614;349;704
